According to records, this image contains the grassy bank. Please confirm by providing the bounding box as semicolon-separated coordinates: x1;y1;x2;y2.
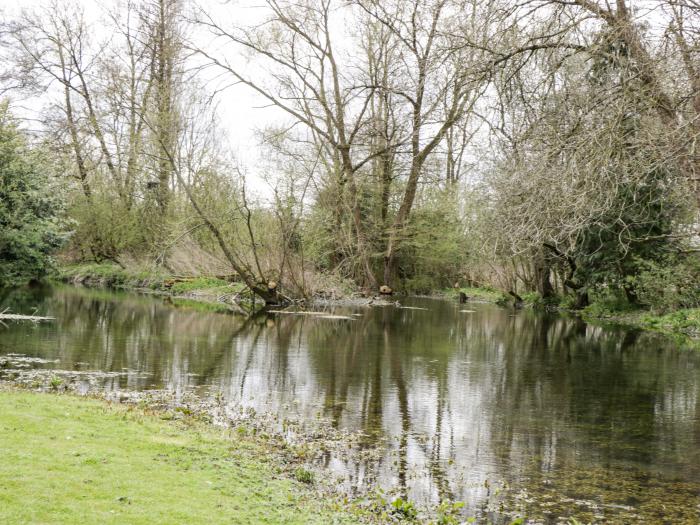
0;388;358;525
581;304;700;344
59;263;245;313
474;286;700;344
443;285;508;303
59;265;700;344
446;284;700;344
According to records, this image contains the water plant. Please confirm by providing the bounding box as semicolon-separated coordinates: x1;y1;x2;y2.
432;500;465;525
391;497;418;521
294;467;314;484
48;375;63;390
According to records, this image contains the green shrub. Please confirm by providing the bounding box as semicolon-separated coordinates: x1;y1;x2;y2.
60;263;169;290
628;255;700;313
390;497;418;521
444;286;507;303
640;308;700;334
432;500;465;525
0;103;67;286
68;189;145;263
398;191;466;293
582;293;638;318
404;274;437;295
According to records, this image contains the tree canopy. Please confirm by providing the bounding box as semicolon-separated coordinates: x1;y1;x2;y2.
0;103;66;286
0;0;698;308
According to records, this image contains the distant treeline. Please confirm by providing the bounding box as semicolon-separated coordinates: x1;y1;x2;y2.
0;0;698;311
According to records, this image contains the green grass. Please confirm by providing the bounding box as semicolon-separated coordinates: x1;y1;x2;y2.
0;389;355;525
581;302;700;347
447;286;507;303
60;264;242;294
58;264;246;314
638;308;700;336
59;263;166;290
169;297;234;313
169;277;231;294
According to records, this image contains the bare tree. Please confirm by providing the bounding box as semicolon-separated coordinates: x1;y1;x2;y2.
192;0;391;288
479;0;700;203
193;0;489;289
142;0;184;213
357;0;487;286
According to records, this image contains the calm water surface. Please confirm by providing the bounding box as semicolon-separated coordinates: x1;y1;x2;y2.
1;285;699;523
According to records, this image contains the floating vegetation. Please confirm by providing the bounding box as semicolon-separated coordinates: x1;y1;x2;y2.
0;354;151;390
0;355;59;367
294;467;314;484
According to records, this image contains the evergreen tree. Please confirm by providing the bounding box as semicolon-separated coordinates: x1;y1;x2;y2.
0;103;66;286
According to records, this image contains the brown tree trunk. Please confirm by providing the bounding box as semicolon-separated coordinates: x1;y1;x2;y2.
341;148;378;289
151;0;177;215
534;253;555;300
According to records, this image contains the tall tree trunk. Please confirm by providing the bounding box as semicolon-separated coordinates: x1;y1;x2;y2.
152;0;176;214
62;82;91;201
534;253;555;300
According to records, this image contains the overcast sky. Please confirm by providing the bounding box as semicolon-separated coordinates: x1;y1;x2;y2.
3;0;288;193
2;0;674;196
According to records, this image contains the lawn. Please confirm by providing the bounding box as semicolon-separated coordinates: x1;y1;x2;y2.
0;389;355;525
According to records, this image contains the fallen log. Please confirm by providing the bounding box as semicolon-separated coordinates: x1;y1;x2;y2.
0;313;55;322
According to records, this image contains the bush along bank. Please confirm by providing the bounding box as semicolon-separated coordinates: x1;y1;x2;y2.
513;290;700;346
580;303;700;347
443;280;700;345
59;264;700;344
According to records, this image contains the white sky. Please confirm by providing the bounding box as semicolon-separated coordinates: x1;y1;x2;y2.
189;0;286;171
1;0;287;194
0;0;675;197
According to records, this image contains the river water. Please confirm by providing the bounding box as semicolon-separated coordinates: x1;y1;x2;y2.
1;285;699;523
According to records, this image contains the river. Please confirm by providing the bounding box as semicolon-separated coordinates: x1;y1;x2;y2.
1;285;699;523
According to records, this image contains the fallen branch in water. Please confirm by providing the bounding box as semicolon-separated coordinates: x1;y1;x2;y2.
266;310;330;315
0;308;55;322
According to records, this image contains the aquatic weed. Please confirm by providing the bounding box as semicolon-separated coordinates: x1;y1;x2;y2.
391;497;418;521
431;500;465;525
294;467;314;484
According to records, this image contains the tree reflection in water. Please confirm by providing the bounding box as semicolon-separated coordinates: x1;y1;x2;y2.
1;286;699;522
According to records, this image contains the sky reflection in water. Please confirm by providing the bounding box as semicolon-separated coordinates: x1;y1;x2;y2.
1;285;699;523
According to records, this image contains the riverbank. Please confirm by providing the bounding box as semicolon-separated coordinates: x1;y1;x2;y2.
59;263;249;313
58;263;395;311
580;304;700;344
2;285;696;524
0;377;480;525
0;386;362;525
449;285;700;346
58;264;700;345
441;286;508;303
